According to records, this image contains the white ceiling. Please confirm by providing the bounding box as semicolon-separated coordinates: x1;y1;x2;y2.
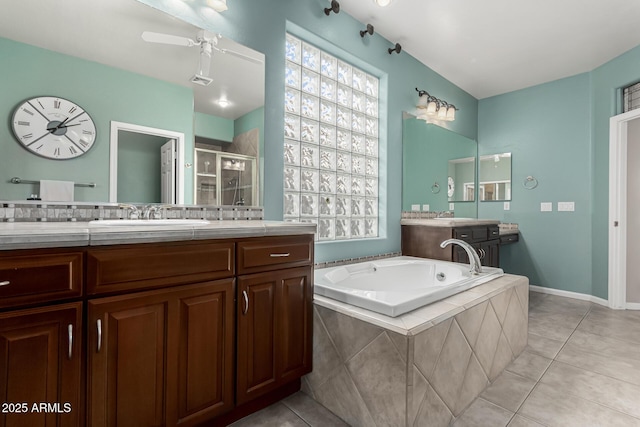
0;0;264;120
341;0;640;99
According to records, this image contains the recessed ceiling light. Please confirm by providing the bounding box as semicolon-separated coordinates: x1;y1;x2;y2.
374;0;392;6
218;99;230;108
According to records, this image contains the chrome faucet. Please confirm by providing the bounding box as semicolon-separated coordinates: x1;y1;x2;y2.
142;204;171;220
118;203;140;219
440;238;483;274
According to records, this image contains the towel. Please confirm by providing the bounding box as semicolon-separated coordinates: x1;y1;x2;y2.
40;180;75;201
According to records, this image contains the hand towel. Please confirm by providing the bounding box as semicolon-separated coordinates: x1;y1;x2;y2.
40;180;75;201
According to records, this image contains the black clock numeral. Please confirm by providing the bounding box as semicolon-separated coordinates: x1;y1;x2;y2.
17;121;30;126
54;99;61;109
79;140;90;148
37;100;45;109
79;119;88;123
53;147;60;157
22;108;34;116
35;144;43;151
69;146;78;155
23;133;33;139
82;130;94;135
68;106;77;114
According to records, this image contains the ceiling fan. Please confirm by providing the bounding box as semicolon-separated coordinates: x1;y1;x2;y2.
141;30;262;86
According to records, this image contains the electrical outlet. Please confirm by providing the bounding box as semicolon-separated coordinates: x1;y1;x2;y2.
504;201;510;211
541;202;552;212
411;204;420;211
558;202;575;212
422;204;430;211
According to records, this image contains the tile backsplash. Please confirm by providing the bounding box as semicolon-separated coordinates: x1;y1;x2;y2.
0;202;263;222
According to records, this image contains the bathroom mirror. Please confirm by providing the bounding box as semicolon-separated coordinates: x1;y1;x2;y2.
0;0;265;205
402;113;478;217
479;153;512;201
448;157;476;202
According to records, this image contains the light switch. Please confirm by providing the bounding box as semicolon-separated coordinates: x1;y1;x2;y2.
558;202;575;212
504;201;510;211
422;204;430;211
449;203;455;210
541;202;552;212
411;204;420;211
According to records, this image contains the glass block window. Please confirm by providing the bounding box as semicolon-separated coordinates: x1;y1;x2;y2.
624;81;640;113
284;33;379;240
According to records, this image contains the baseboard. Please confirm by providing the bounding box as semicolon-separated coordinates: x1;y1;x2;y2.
529;285;609;307
625;302;640;310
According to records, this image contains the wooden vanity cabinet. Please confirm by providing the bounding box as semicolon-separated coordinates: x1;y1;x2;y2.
402;224;501;267
236;236;314;406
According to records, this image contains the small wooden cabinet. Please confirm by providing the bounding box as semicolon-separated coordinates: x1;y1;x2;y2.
402;223;502;268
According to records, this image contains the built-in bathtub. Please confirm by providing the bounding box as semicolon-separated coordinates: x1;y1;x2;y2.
315;256;504;317
305;257;529;427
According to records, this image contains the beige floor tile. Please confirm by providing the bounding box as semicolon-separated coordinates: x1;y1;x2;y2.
481;371;536;412
452;398;514;427
506;351;552;381
566;329;640;361
283;392;349;427
230;402;309;427
525;333;565;359
527;316;575;342
556;344;640;386
539;361;640;418
508;415;546;427
519;383;640;427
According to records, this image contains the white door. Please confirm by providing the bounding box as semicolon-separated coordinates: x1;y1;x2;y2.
160;139;176;204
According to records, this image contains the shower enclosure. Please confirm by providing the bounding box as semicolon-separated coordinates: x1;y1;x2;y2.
194;148;257;206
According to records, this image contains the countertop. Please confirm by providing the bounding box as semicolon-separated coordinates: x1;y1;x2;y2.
0;220;317;250
400;218;501;227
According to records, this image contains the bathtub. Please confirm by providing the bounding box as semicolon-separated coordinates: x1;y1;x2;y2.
314;256;504;317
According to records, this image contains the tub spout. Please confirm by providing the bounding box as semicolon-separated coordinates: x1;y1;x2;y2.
440;239;483;274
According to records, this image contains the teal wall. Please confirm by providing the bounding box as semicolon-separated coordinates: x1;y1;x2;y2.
138;0;479;262
235;107;265;203
0;37;194;202
117;131;166;203
194;111;234;141
479;42;640;299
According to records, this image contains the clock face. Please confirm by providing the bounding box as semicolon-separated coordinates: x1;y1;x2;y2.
11;96;96;160
447;176;455;197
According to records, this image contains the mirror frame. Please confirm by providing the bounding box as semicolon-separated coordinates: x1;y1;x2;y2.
109;121;186;204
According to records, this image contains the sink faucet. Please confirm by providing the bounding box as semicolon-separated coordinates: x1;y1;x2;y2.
142;204;171;219
440;238;483;274
118;203;140;220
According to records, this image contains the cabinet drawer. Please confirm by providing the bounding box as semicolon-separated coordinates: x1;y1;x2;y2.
87;241;234;295
500;233;520;244
237;235;313;275
0;250;83;309
488;226;500;239
453;226;488;242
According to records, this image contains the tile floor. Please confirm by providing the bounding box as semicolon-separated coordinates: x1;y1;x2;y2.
231;291;640;427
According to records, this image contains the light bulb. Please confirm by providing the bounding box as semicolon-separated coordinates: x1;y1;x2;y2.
426;101;437;116
446;106;456;121
437;105;447;120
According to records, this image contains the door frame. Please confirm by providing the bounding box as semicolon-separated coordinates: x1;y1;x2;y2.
608;108;640;309
109;121;185;204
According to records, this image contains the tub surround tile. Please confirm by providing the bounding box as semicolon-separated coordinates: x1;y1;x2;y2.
480;371;536;413
452;398;514;427
506;351;552;382
305;275;529;427
346;333;407;426
491;287;513;325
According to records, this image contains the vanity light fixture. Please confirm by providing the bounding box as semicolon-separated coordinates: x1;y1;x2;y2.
360;23;375;38
388;42;402;54
324;0;340;15
415;88;458;122
206;0;228;12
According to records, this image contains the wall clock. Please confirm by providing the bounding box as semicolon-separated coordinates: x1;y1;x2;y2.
11;96;96;160
447;176;455;197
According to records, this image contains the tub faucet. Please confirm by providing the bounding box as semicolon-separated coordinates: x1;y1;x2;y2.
440;239;483;274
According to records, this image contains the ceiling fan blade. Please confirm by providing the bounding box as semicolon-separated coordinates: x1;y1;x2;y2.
217;47;264;64
141;31;195;47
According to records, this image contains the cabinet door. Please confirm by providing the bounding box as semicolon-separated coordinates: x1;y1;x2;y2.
0;302;82;427
172;280;235;426
88;290;170;427
236;266;313;405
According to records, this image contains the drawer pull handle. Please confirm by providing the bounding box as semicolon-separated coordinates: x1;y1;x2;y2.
96;319;102;353
460;234;468;238
242;291;249;315
270;253;290;258
67;324;73;360
0;281;10;287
